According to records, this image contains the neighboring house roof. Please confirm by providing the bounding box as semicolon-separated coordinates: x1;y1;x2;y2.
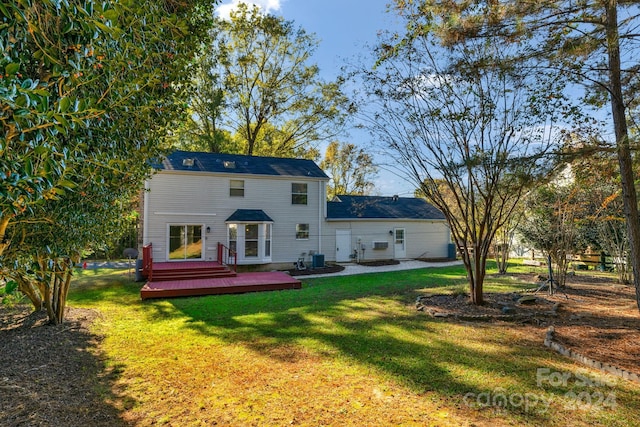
226;209;274;223
327;195;445;220
154;150;329;179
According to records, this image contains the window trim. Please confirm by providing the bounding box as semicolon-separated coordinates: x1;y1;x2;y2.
291;182;308;205
229;179;245;197
226;222;273;264
244;224;259;258
265;223;272;257
167;224;204;261
296;223;310;240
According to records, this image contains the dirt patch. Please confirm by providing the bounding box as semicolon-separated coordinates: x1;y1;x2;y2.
416;272;640;375
0;307;127;426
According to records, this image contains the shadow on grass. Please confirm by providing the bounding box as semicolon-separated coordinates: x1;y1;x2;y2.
69;269;142;305
82;264;636;425
146;267;566;424
0;306;133;427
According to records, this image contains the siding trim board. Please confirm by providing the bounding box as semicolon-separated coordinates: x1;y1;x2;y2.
155;212;218;216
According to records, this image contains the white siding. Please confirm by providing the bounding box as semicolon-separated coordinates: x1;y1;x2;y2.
323;220;450;261
144;171;327;265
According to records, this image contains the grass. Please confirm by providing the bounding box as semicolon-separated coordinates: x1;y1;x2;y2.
68;263;640;426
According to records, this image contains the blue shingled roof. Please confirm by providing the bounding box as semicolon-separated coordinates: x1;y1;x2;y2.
226;209;274;222
327;195;445;220
154;150;328;179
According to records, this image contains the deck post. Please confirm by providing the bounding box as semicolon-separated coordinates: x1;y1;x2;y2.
142;243;153;281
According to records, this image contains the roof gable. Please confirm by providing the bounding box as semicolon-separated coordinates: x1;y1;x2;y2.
327;195;445;220
155;150;328;179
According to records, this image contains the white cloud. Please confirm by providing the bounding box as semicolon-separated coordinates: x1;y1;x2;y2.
217;0;283;19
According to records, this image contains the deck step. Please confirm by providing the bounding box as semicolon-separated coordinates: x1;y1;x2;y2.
150;268;236;282
140;271;302;300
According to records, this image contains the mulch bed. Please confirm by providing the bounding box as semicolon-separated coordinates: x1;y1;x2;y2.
286;259;399;275
416;272;640;375
357;259;400;267
286;264;345;276
0;307;127;427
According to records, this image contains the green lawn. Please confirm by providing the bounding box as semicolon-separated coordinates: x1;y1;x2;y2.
68;264;639;426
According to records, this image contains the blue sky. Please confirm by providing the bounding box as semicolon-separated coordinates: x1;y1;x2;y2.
217;1;395;80
216;0;417;197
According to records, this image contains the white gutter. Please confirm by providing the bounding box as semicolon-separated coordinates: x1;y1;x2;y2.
318;180;323;254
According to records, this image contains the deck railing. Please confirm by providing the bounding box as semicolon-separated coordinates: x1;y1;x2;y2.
217;242;237;272
142;243;153;281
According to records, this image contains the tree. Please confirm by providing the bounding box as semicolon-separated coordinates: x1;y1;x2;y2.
320;141;378;199
493;208;523;275
205;3;349;158
518;182;585;289
571;147;632;284
170;49;237;153
357;34;567;304
0;0;212;323
5;166;142;323
582;183;631;283
389;0;640;309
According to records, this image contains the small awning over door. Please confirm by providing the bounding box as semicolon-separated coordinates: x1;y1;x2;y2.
225;209;274;223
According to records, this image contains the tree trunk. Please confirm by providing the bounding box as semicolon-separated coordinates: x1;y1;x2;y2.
495;243;509;274
15;275;43;311
606;1;640;311
53;259;73;325
0;216;10;257
470;245;486;305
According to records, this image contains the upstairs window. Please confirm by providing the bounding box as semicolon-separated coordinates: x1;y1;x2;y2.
292;183;308;205
230;179;245;197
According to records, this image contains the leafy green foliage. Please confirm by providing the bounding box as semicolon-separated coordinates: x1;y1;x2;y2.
320;140;378;199
175;3;349;159
0;0;214;323
1;280;24;307
518;182;585;287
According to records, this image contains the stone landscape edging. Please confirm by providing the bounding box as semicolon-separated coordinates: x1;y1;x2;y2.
415;295;560;322
544;326;640;384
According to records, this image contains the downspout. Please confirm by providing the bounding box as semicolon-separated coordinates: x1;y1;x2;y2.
318;180;323;254
143;180;150;247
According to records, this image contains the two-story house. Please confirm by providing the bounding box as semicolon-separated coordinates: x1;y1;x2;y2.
142;151;329;268
142;151;451;270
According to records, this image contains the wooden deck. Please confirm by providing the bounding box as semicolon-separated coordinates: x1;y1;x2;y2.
140;262;301;299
